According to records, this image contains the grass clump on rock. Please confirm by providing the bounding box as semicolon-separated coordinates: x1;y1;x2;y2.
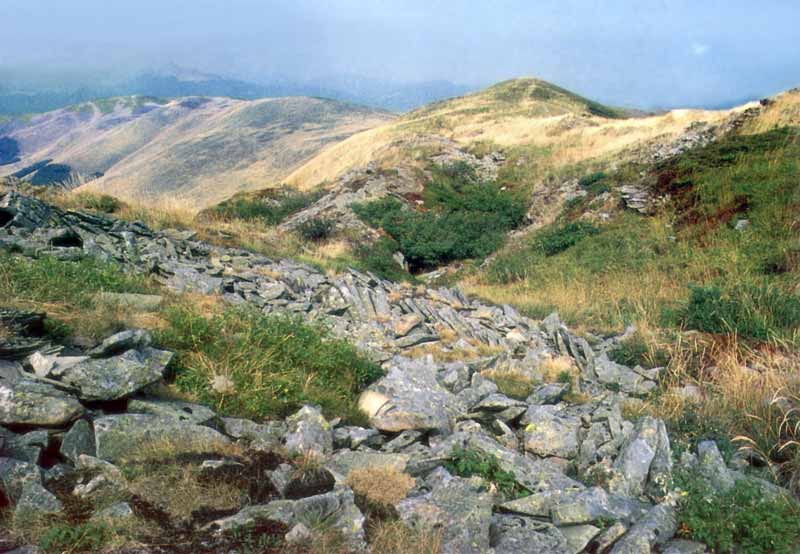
156;303;383;423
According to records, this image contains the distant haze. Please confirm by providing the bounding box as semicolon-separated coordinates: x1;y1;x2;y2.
2;0;799;109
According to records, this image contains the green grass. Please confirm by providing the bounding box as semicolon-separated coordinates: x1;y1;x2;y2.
156;303;383;423
677;474;800;554
39;522;109;554
444;447;529;500
0;252;156;338
353;164;526;272
207;187;323;226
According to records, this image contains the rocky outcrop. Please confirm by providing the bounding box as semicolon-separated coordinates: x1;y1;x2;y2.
0;190;793;553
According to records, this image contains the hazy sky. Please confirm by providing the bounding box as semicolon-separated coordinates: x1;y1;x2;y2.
2;0;799;108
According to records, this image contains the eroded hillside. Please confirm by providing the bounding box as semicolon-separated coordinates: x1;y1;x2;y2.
0;96;393;208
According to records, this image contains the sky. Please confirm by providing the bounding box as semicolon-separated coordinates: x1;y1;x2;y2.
2;0;799;109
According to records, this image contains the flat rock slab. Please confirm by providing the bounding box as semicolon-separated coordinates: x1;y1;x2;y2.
94;414;230;463
0;381;84;426
60;347;173;401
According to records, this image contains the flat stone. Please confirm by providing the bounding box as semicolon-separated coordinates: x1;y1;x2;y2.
491;515;569;554
393;313;423;337
15;481;62;517
560;524;601;554
325;451;409;482
60;347;173;401
88;329;152;357
127;398;217;425
0;381;84;426
521;405;581;459
94;414;230;463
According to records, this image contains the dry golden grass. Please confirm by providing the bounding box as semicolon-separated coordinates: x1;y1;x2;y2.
367;520;443;554
126;462;243;522
481;369;536;400
116;436;243;466
346;467;416;507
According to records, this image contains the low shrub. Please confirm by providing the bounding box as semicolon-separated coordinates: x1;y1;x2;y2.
444;447;528;499
533;221;600;256
208;187;322;226
352;237;412;282
353;175;526;271
157;304;383;422
680;284;800;341
39;522;109;554
608;333;670;369
295;217;335;242
677;474;800;554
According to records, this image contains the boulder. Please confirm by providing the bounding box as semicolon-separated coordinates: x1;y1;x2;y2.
397;468;494;554
696;440;735;492
126;398;217;425
521;405;581;459
93;414;230;463
609;501;677;554
0;381;84;426
490;515;570;554
284;405;333;458
60;347;173;401
60;419;96;463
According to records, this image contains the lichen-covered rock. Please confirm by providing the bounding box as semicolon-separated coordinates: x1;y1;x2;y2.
696;440;735;492
609;416;671;498
93;414;230;463
15;481;62;517
0;381;83;426
325;450;409;482
0;457;41;502
284;405;333;457
490;515;570;554
3;429;48;463
209;489;366;551
127;398;217;425
60;419;96;463
609;500;678;554
397;468;494;554
88;329;152;358
521;405;581;459
60;347;173;401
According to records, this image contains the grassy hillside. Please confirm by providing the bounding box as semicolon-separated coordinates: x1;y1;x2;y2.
284;77;745;191
0;95;392;208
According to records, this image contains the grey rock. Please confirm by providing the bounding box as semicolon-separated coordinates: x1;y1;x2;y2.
325;451;409;482
60;419;96;463
209;489;366;551
284;405;333;458
365;356;466;432
491;515;569;554
88;329;152;357
4;429;48;463
332;425;382;449
560;524;601;554
609;500;677;554
521;405;581;459
15;481;62;517
221;417;286;450
94;414;230;463
527;382;570;405
127;398;217;425
92;501;135;524
397;468;494;554
0;457;41;502
60;347;173;401
610;416;670;498
696;440;735;492
0;381;84;426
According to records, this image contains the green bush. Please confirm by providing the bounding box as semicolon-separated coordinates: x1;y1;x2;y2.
295;218;335;242
40;522;109;553
208;187;323;226
578;171;610;195
677;475;800;554
681;284;800;341
78;193;122;213
157;304;383;422
608;333;670;369
533;221;600;256
353;174;526;271
444;447;528;500
352;237;411;282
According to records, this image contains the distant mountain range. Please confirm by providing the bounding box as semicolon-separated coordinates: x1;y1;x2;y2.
0;66;475;116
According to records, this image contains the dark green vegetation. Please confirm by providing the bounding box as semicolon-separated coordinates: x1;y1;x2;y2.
10;160;75;186
444;447;528;500
295;217;335;242
351;237;414;283
0;136;20;165
39;522;109;554
608;332;670;369
157;303;383;422
207;187;323;226
677;474;800;554
354;163;526;272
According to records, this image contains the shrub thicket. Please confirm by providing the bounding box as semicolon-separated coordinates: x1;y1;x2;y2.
353;166;526;272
